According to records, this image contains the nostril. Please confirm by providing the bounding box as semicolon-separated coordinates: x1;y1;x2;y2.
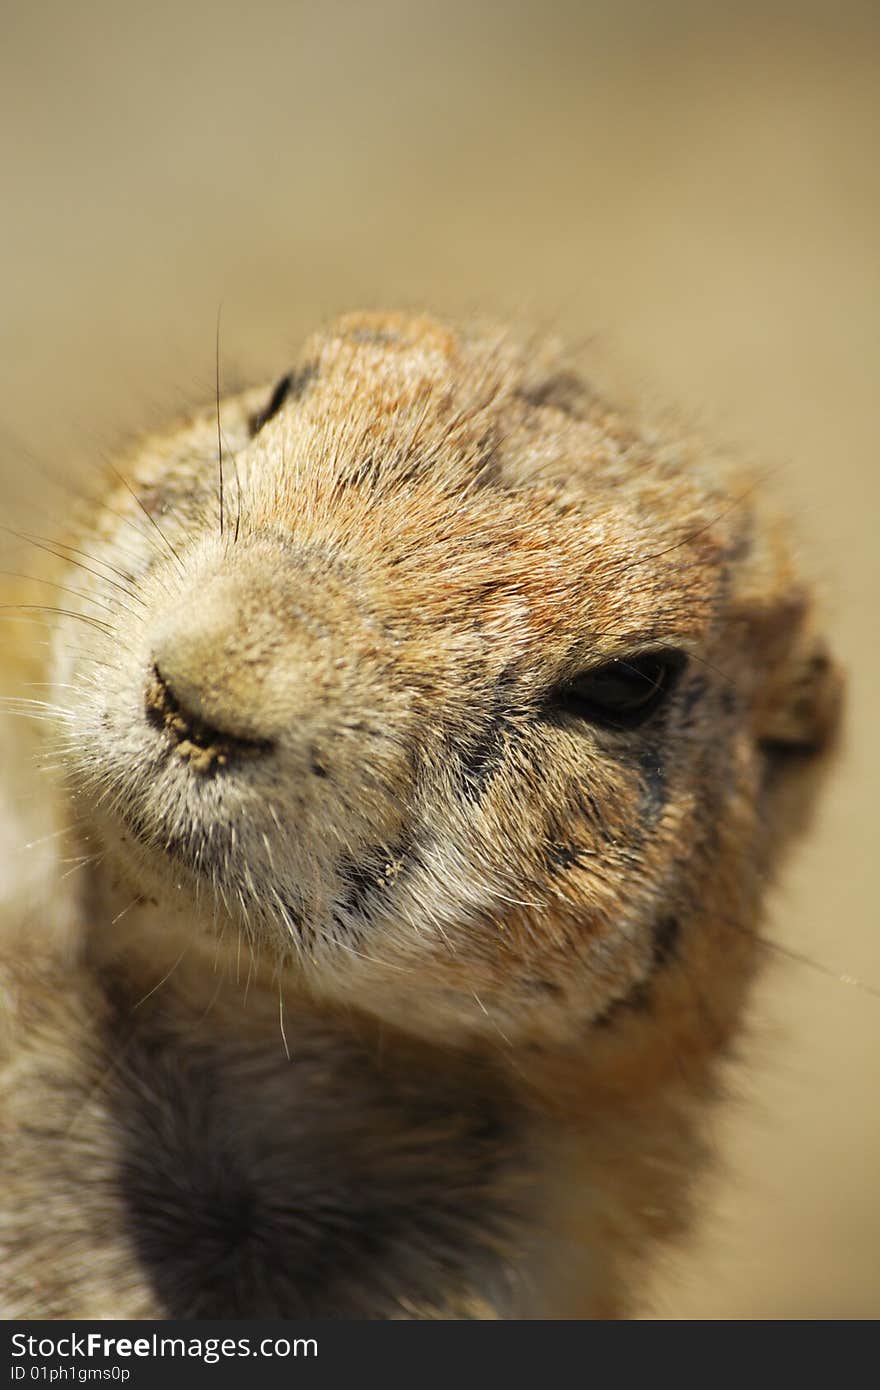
145;665;273;774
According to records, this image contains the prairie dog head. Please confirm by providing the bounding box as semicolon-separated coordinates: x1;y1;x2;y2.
51;312;841;1050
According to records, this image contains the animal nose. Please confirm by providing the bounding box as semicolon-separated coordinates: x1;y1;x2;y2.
143;535;391;780
145;663;273;773
145;546;295;753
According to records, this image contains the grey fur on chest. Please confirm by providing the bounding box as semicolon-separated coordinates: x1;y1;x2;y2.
99;988;528;1318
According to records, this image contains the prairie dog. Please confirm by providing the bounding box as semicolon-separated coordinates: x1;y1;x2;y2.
0;312;841;1318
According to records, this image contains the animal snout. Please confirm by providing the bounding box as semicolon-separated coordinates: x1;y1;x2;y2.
146;568;281;762
145;662;272;773
141;538;375;775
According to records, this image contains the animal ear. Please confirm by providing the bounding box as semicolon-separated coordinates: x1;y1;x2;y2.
732;520;843;755
757;627;843;754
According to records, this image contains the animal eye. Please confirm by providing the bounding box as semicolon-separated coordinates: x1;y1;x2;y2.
553;651;685;729
249;372;294;435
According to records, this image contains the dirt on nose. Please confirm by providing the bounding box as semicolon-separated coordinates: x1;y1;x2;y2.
145;663;273;775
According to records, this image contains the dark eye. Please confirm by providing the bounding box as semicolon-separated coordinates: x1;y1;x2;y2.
249;372;294;436
249;362;318;436
553;651;685;729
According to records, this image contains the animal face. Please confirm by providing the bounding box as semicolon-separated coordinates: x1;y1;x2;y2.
54;313;840;1046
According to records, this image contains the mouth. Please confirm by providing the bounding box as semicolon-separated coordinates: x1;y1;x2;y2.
101;671;283;900
110;782;309;944
110;790;221;878
144;663;273;776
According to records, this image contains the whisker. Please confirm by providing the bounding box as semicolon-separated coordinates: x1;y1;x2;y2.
609;480;763;581
216;303;224;541
472;989;512;1046
110;896;141;926
16;824;77;852
0;605;116;636
18;535;142;596
719;909;880;1002
278;987;291;1061
106;462;186;573
59;852;105;881
132;945;191;1009
3;528;144;611
0;425;161;572
0;569;130;621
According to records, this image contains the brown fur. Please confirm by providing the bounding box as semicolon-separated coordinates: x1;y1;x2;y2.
0;312;842;1317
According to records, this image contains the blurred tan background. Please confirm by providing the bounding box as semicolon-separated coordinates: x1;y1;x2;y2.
1;0;877;1317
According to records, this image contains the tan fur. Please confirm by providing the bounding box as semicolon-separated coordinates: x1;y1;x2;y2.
0;312;841;1318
